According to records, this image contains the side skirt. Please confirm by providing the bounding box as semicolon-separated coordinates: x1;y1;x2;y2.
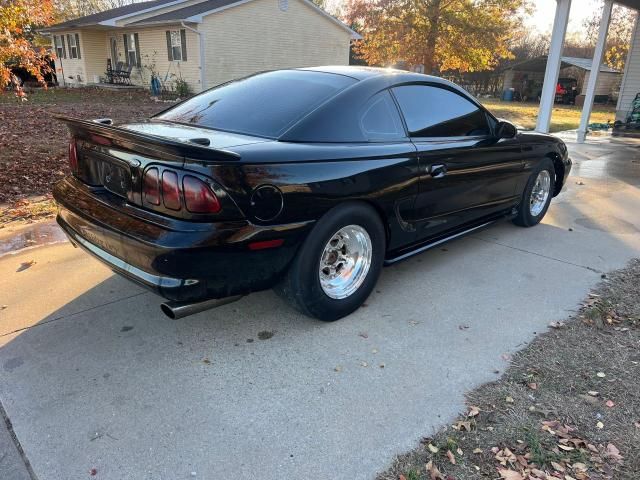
384;210;516;265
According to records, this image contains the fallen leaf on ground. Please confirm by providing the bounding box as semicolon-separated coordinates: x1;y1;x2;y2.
427;443;439;453
446;449;456;464
452;420;472;431
334;366;342;372
16;260;36;272
425;460;443;480
604;443;623;462
596;421;604;429
468;405;480;417
528;382;538;390
605;399;615;408
473;448;483;454
549;321;565;329
596;372;606;378
358;332;368;338
551;461;565;472
588;391;599;396
498;468;524;480
505;396;514;403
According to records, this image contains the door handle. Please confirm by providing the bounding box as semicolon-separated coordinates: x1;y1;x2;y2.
429;164;447;179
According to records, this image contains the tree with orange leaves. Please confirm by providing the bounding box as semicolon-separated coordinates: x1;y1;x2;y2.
344;0;531;75
1;0;55;97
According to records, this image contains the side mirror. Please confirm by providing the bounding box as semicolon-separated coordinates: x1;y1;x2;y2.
496;120;517;139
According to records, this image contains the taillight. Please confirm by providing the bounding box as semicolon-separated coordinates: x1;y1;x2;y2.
142;168;222;216
183;175;221;213
162;170;181;210
143;167;160;205
69;138;78;174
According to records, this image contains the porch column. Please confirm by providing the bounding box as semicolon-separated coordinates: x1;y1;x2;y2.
536;0;572;133
577;0;613;142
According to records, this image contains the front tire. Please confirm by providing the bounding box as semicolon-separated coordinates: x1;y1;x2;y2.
276;203;385;321
513;158;555;227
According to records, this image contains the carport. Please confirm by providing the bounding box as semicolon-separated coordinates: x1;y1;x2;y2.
538;0;640;141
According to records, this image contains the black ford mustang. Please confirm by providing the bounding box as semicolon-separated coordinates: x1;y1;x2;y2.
54;66;571;321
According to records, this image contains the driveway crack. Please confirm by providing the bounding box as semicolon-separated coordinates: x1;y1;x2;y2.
0;399;39;480
0;291;148;338
469;236;602;274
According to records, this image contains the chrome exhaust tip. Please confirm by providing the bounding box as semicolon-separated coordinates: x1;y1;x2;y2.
161;295;243;320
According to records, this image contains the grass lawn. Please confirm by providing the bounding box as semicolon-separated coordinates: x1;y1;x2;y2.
381;260;640;480
481;99;617;133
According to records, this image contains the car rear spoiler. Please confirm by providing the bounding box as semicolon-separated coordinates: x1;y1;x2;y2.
56;116;241;162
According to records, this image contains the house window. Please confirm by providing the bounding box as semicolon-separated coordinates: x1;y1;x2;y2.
54;35;66;59
170;31;182;61
123;33;141;66
166;30;187;62
67;34;79;59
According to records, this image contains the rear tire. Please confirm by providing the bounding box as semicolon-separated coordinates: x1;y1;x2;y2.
276;202;385;321
513;159;555;228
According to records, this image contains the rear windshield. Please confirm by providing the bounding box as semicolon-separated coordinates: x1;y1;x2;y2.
155;70;357;138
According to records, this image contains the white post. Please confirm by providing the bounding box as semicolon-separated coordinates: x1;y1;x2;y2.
577;0;613;142
536;0;572;133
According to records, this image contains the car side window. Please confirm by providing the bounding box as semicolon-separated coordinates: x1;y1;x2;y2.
391;85;490;138
359;91;406;141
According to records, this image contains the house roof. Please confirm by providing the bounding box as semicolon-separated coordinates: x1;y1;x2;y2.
128;0;361;38
46;0;181;30
45;0;360;39
505;56;621;74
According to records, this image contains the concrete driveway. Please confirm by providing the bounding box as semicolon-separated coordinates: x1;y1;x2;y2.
1;137;639;480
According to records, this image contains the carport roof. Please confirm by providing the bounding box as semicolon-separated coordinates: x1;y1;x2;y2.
504;56;621;74
616;0;640;9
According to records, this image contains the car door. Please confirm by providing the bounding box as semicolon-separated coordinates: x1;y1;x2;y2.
391;84;523;240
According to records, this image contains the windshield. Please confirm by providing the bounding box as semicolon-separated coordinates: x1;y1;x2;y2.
155;70;357;138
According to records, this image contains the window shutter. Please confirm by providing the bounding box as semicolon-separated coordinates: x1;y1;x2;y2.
123;34;129;63
165;31;173;61
66;34;72;56
180;29;187;61
61;35;66;58
75;33;81;59
134;33;141;67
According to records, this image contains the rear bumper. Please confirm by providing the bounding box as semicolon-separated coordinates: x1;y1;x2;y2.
54;177;313;302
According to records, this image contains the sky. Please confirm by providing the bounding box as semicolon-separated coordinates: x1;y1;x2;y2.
526;0;604;35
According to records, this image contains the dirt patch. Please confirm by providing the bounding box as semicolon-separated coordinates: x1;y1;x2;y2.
380;259;640;480
0;87;170;204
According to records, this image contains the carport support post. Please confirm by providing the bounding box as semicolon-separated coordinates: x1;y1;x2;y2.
536;0;572;133
577;0;613;143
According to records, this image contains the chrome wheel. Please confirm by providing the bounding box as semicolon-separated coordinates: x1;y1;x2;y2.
319;225;372;300
529;170;551;217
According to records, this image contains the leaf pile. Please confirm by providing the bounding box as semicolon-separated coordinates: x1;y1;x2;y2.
0;87;168;204
381;259;640;480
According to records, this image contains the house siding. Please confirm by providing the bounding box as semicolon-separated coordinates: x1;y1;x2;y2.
198;0;351;89
617;15;640;120
112;26;202;92
52;30;89;86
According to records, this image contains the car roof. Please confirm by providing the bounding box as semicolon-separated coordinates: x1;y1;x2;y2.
297;65;450;84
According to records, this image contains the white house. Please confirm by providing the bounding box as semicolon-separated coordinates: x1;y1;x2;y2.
43;0;360;93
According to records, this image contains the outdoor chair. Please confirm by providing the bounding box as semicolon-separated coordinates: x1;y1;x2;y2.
105;61;123;84
116;64;133;85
